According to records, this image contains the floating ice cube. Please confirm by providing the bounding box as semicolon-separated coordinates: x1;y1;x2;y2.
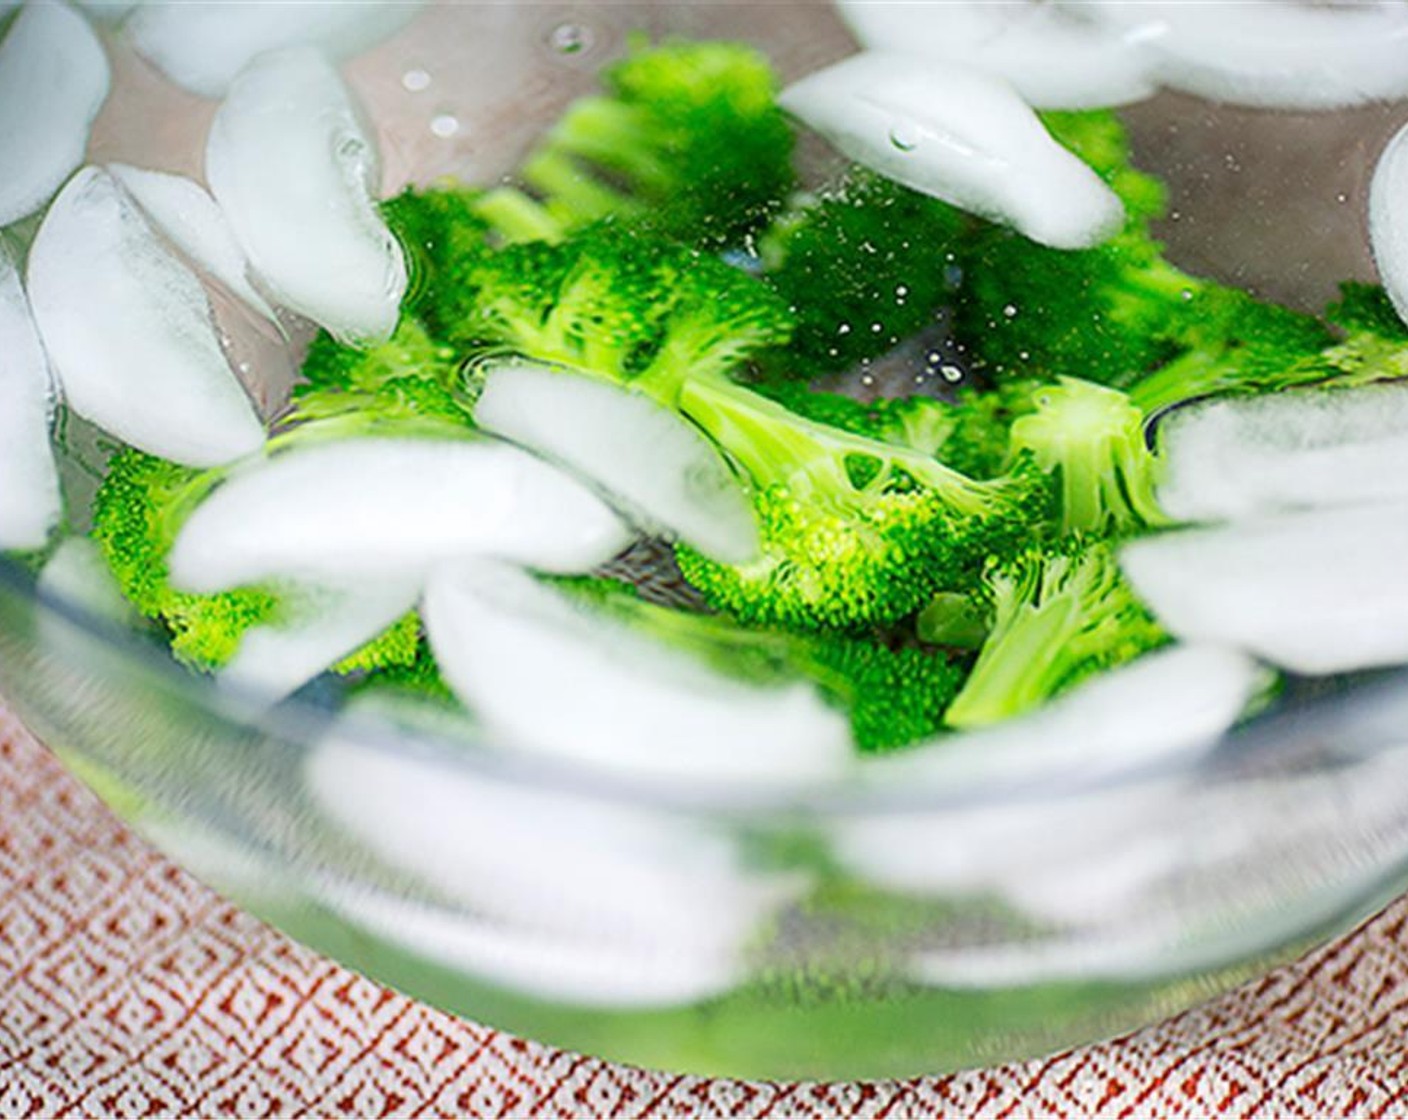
108;163;280;327
128;1;421;98
1158;385;1408;523
74;1;137;23
0;2;111;227
220;578;420;703
475;364;759;564
1372;123;1408;332
780;52;1124;249
206;47;406;345
1077;0;1408;109
307;732;805;1007
1121;504;1408;674
35;537;133;625
0;243;61;552
167;436;632;593
864;644;1267;794
837;1;1156;110
423;562;854;787
27;167;265;468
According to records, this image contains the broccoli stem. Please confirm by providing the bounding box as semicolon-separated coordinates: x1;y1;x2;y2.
550;96;672;186
473;188;566;244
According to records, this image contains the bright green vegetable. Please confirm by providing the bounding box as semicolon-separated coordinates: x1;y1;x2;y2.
758;171;965;374
477;36;795;249
944;538;1168;729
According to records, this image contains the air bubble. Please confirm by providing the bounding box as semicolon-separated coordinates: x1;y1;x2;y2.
940;364;963;383
430;113;460;139
549;22;592;55
837;322;852;335
1002;304;1018;319
888;124;920;152
401;68;431;93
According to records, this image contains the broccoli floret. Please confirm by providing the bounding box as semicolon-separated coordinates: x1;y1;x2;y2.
290;318;475;430
90;449;281;668
349;635;455;703
758;170;965;373
1326;281;1408;339
797;635;967;753
382;184;492;330
91;448;422;678
674;374;1048;631
1009;377;1166;537
480;36;794;249
944;538;1168;729
451;229;794;403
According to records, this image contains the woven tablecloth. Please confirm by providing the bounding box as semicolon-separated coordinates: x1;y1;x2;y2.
2;706;1406;1118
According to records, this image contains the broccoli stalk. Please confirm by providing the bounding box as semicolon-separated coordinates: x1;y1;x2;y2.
674;373;1046;631
1009;377;1167;537
944;539;1168;729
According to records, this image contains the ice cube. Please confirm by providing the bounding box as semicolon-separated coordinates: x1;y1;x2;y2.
838;1;1156;110
0;242;61;552
167;436;633;592
1372;122;1408;331
423;561;854;787
127;0;421;98
27;167;265;468
220;578;420;703
1121;503;1408;674
1078;0;1408;109
1158;384;1408;523
206;47;406;345
108;163;280;327
475;363;759;564
0;2;111;226
307;732;805;1007
780;52;1124;250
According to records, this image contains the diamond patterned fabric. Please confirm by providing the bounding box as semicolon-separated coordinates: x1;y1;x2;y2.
1;706;1405;1117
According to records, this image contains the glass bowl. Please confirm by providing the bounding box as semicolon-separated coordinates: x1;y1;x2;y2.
4;0;1408;1082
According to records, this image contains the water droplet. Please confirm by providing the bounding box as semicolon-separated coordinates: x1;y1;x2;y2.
888;124;920;152
1169;209;1182;222
401;68;431;93
550;22;592;55
940;364;963;383
1018;350;1030;361
870;322;884;334
895;284;909;299
430;113;460;139
1180;288;1194;301
236;360;251;375
860;372;877;387
1002;304;1018;319
837;322;852;336
1336;191;1349;204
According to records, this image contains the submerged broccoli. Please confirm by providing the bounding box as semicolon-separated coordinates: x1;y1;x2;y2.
382;184;493;329
90;449;279;669
944;537;1168;729
674;374;1048;631
478;36;794;249
1009;377;1166;537
958;108;1332;398
291;318;476;430
758;171;966;374
90;446;423;680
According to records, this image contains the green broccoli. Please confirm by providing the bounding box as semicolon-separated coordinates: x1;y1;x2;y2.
382;183;493;329
449;228;795;403
957;108;1332;398
90;449;281;669
757;170;965;374
477;36;794;249
674;374;1048;631
1008;377;1166;537
290;318;476;430
90;450;422;679
943;538;1168;729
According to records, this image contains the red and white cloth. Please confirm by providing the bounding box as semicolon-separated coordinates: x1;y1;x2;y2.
1;705;1405;1118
